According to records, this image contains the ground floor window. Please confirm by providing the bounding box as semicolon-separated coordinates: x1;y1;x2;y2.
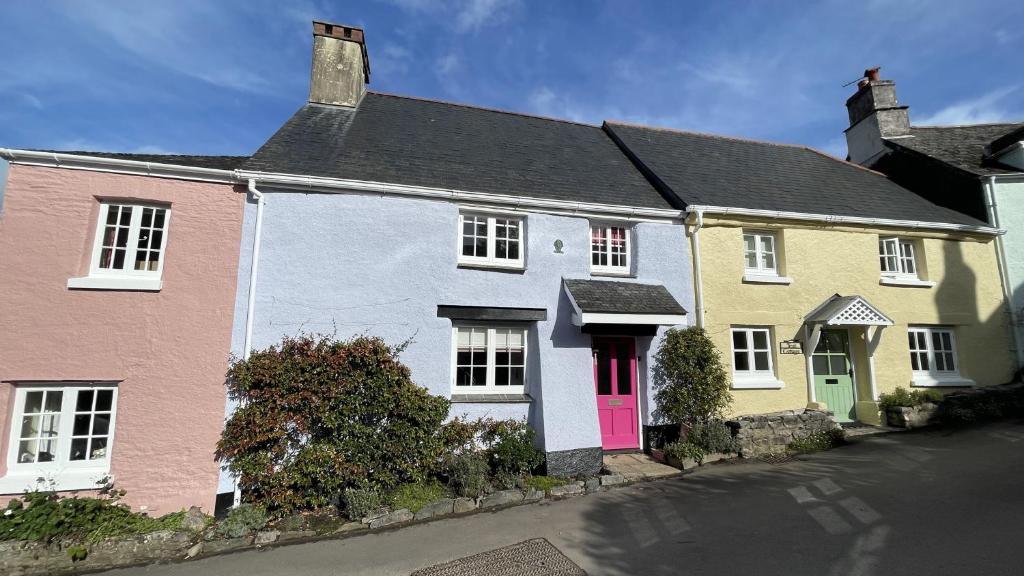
7;384;118;473
730;326;782;388
908;326;962;385
452;326;527;393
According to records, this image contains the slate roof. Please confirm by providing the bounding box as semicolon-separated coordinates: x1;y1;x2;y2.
604;122;987;227
883;123;1024;176
563;279;687;315
244;93;677;210
39;151;248;170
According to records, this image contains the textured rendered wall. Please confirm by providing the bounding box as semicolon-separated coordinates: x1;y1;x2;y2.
223;190;693;489
699;218;1014;421
995;180;1024;365
0;165;243;514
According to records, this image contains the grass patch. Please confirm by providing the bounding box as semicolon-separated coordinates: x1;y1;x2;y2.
522;476;569;494
388;480;449;513
788;429;846;455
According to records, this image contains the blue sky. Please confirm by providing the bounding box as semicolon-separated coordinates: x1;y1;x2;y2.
1;0;1021;158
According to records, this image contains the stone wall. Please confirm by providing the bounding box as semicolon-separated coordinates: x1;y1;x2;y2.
729;409;841;457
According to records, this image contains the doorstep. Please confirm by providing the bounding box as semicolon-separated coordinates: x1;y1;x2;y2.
602;453;680;481
841;422;907;440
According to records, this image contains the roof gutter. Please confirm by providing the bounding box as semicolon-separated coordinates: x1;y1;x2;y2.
0;148;236;183
686;204;1004;236
983;176;1023;371
236;170;686;223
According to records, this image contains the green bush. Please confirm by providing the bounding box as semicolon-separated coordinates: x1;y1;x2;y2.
480;419;544;479
216;504;268;538
878;387;944;410
522;476;568;494
685;420;738;454
653;327;732;432
217;335;451;514
388;480;448;513
788;429;846;454
664;441;705;464
445;452;490;498
341;488;385;520
0;490;183;545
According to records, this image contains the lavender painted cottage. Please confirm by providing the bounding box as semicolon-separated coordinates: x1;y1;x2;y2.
221;22;694;493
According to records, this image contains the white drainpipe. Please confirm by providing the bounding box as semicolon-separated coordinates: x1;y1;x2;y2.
233;178;266;507
984;176;1023;370
689;209;706;328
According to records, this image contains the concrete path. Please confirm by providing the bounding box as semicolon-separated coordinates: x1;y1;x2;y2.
601;452;679;481
103;421;1024;575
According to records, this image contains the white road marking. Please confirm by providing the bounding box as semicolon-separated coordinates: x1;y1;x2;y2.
788;486;818;504
837;496;882;525
653;502;692;535
621;506;658;547
813;478;843;496
989;431;1024;443
806;506;853;535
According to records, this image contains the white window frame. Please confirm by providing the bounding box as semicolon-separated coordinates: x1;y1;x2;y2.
879;237;918;278
67;202;171;291
590;223;632;276
730;327;784;389
457;213;525;270
450;325;528;395
742;231;778;275
1;384;119;493
907;327;974;387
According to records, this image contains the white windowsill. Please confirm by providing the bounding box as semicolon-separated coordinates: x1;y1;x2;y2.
457;260;525;272
742;273;793;285
911;374;976;388
591;268;633;277
732;376;785;390
0;469;111;494
880;276;935;288
67;276;162;291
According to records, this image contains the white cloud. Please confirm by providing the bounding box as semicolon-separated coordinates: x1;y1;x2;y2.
379;0;519;33
20;93;43;110
915;86;1021;126
437;52;461;76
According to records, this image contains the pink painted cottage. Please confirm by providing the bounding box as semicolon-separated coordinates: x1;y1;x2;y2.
0;151;246;514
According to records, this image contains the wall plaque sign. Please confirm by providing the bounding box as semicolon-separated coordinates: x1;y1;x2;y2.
779;340;803;355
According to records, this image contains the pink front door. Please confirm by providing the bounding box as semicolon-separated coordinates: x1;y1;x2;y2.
593;337;639;450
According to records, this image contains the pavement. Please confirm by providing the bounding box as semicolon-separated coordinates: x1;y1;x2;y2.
601;453;679;481
102;421;1024;576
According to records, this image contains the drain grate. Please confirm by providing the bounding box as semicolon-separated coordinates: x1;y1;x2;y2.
411;538;586;576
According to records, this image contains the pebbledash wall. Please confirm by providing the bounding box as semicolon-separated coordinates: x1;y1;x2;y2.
222;188;693;490
0;164;243;514
698;216;1014;423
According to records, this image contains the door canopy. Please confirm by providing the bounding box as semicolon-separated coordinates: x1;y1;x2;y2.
804;294;893;327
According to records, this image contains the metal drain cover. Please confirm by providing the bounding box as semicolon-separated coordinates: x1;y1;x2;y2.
760;453;797;465
411;538;586;576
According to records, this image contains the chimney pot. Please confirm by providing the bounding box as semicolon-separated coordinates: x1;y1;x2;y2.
864;67;881;83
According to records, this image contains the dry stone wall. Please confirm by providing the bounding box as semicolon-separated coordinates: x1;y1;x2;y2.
729;409;841;457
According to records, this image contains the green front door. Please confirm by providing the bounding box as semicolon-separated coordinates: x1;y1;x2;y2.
813;330;857;422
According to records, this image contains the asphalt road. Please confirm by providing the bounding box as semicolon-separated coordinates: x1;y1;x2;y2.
103;421;1024;576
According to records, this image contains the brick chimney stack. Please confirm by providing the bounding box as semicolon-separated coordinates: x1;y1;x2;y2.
309;21;370;107
844;67;910;165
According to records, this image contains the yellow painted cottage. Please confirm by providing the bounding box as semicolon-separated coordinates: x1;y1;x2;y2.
606;122;1015;424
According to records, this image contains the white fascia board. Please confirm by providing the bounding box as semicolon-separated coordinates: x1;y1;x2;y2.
238;170;686;223
578;312;687;325
686;204;1004;236
0;149;236;184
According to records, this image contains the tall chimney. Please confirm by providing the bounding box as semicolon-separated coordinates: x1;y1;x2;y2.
309;21;370;107
843;67;910;165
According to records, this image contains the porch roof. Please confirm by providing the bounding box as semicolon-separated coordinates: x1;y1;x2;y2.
563;278;687;326
804;294;894;327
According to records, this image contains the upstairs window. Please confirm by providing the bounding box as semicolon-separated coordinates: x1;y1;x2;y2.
743;231;777;275
459;213;524;269
879;237;917;278
590;224;630;274
91;203;170;277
